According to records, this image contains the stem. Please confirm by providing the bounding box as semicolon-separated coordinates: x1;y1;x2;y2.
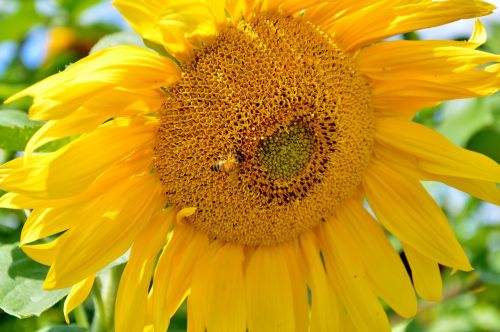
90;279;107;332
101;265;124;332
74;305;90;329
90;264;125;332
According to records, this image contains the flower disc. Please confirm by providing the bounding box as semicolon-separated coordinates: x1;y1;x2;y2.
155;14;375;245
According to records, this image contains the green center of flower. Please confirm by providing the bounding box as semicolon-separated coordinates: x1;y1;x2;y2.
258;122;314;180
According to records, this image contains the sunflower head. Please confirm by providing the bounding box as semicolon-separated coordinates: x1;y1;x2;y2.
154;13;374;245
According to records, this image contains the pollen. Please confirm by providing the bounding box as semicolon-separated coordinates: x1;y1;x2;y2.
154;13;375;246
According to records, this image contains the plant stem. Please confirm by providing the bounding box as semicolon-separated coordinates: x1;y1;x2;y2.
90;264;125;332
90;279;107;332
74;305;90;329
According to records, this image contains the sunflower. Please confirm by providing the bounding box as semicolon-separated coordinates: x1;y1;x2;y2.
1;0;500;331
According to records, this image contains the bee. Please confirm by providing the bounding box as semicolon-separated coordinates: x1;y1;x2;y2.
211;152;244;173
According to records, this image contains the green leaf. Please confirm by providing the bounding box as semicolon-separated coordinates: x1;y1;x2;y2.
90;31;145;54
466;127;500;163
36;325;87;332
0;243;69;318
0;110;42;151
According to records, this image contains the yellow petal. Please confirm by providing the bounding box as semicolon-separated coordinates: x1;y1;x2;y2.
403;243;443;302
329;0;495;52
176;206;197;224
115;209;175;332
21;207;77;245
375;118;500;183
300;232;339;332
187;294;205;332
358;25;499;114
357;37;499;82
339;198;417;318
275;0;332;16
0;154;52;199
303;0;383;28
0;150;153;209
190;242;246;332
113;0;222;60
319;218;391;332
371;80;479;116
44;119;157;199
338;306;358;332
283;240;309;332
5;46;180;121
64;275;95;323
152;225;209;332
468;20;488;47
44;173;163;289
22;239;60;266
24;89;160;156
245;245;295;332
374;144;500;205
0;118;158;199
363;159;472;271
431;176;500;206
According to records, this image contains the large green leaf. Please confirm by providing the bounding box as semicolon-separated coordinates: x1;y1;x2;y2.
0;243;69;318
0;110;42;151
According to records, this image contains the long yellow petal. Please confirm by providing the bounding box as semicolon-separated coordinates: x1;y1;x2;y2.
152;225;209;332
358;34;498;81
300;232;339;332
43;173;163;289
403;243;443;302
374;144;500;205
190;242;246;332
283;240;309;332
0;149;153;209
0;118;157;199
319;218;391;332
371;80;480;116
358;25;499;114
245;245;295;332
328;0;495;52
5;46;180;121
431;176;500;206
363;159;471;271
339;198;417;318
21;207;77;245
375;118;500;183
115;209;174;332
24;90;160;155
64;275;95;323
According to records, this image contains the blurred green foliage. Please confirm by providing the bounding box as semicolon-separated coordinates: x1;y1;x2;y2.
0;1;499;331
